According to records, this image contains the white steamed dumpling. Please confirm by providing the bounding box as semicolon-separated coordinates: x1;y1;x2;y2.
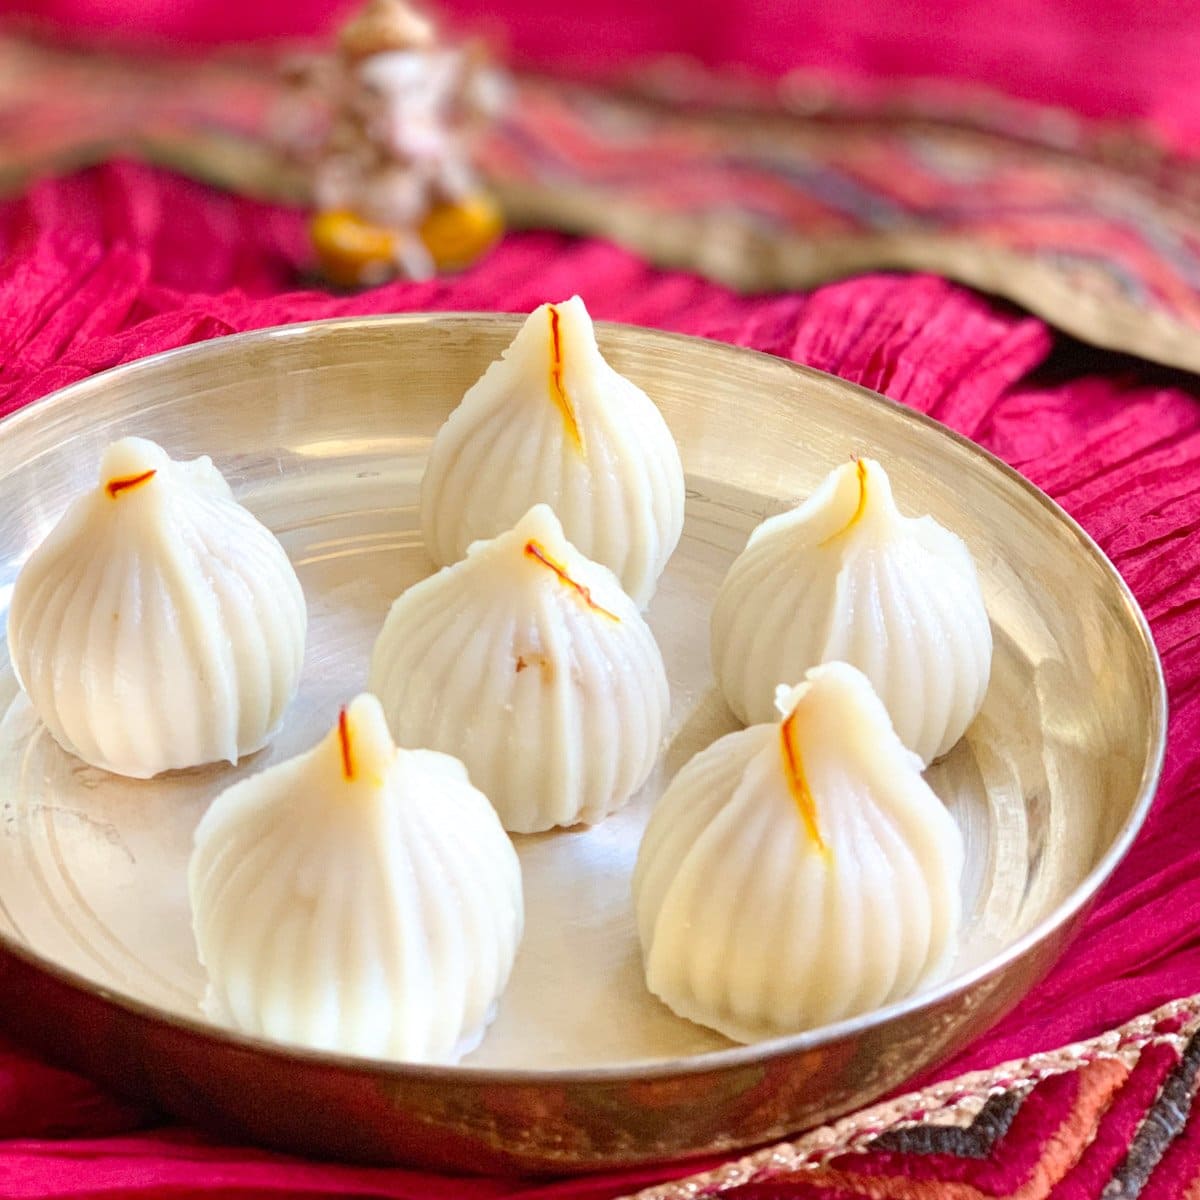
190;693;523;1064
419;295;686;608
370;503;670;833
633;662;964;1043
711;457;992;764
7;436;306;778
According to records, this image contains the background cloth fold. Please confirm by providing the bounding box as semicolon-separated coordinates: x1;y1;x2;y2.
6;28;1200;371
0;159;1198;1197
0;0;1198;1194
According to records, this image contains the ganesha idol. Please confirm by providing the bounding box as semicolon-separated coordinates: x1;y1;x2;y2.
281;0;506;285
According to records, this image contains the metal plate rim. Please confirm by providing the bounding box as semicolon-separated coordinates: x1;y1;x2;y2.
0;311;1168;1085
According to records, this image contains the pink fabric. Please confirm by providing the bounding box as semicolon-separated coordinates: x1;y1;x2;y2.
440;0;1200;152
0;156;1198;1198
4;1;1200;1194
826;1069;1090;1186
9;0;1200;154
1051;1043;1181;1199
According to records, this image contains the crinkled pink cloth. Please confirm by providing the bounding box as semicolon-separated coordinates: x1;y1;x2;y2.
0;161;1198;1198
11;0;1200;153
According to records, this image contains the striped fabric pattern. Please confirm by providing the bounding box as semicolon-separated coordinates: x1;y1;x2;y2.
629;1000;1200;1200
4;36;1200;370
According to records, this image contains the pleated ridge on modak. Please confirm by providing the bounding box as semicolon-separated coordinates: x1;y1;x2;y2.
633;662;964;1043
370;503;670;833
419;295;686;608
711;457;992;765
7;436;306;779
189;693;523;1064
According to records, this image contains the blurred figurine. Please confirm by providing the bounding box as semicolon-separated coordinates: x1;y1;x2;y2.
282;0;505;286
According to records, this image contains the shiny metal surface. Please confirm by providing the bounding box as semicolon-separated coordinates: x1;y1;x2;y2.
0;315;1166;1173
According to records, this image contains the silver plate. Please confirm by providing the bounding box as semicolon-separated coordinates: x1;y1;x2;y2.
0;314;1166;1173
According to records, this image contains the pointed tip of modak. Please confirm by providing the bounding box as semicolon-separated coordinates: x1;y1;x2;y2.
773;661;884;724
99;437;170;498
846;456;892;499
331;693;397;784
512;295;599;357
464;503;572;563
548;295;597;350
749;456;903;550
533;294;590;322
511;502;568;548
458;506;623;621
825;456;897;531
774;455;897;548
773;661;927;766
547;293;590;322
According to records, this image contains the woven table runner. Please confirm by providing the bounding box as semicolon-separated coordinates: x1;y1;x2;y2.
4;34;1200;372
628;996;1200;1198
0;170;1196;1196
1;26;1199;1200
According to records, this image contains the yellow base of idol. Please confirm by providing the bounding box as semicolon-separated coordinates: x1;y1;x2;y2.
311;194;504;286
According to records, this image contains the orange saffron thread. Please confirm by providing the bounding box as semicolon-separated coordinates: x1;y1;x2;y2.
105;469;157;498
337;708;355;781
548;306;584;454
820;458;869;547
524;539;619;621
780;709;829;856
